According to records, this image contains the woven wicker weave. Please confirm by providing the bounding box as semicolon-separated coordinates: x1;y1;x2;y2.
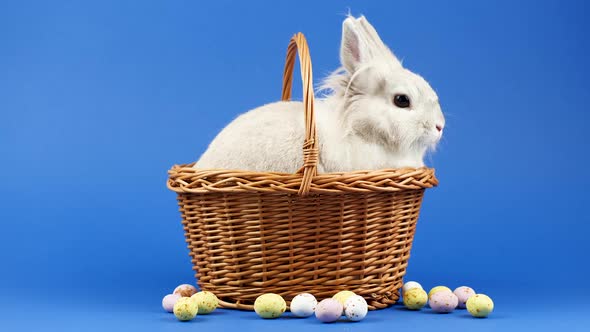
167;33;438;310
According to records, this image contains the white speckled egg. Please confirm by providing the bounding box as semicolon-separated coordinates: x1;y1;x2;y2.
429;290;458;313
290;293;317;317
315;298;343;323
344;295;368;322
402;281;423;294
162;294;181;313
453;286;476;309
173;284;197;297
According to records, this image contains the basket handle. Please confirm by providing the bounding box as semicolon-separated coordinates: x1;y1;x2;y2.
281;33;318;196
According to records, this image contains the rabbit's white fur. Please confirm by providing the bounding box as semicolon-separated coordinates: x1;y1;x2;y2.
196;16;445;173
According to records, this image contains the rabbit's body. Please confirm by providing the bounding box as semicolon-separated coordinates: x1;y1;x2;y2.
195;16;445;172
196;99;425;173
196;101;309;173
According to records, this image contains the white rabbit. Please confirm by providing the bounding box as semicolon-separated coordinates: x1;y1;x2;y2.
195;16;445;173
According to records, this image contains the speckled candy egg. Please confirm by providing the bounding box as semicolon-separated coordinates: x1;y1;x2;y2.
173;284;197;297
315;298;343;323
402;281;423;294
466;294;494;318
173;297;198;321
290;293;317;317
254;293;286;319
428;290;458;313
453;286;476;309
428;286;452;299
190;291;219;314
344;295;368;322
332;290;356;307
162;293;181;313
403;288;428;310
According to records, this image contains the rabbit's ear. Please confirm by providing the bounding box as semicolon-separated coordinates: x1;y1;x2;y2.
340;16;366;73
357;17;386;53
357;16;402;66
340;16;401;73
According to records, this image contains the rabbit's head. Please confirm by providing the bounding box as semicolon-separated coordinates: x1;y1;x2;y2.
324;16;445;158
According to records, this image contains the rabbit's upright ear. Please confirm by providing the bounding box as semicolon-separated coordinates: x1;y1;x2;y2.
340;16;366;73
340;16;401;73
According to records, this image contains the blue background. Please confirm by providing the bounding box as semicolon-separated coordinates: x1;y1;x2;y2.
1;0;588;331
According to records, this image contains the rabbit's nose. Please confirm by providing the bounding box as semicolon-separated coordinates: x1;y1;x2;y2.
435;124;443;132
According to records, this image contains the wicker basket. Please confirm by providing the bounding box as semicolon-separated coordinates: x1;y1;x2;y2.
167;33;438;310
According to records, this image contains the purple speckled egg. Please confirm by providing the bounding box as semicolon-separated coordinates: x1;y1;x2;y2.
315;298;343;323
429;291;458;313
162;293;181;313
453;286;476;309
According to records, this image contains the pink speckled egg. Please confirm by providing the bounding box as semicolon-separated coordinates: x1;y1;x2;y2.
453;286;476;309
162;294;181;313
315;298;343;323
428;290;458;313
173;284;197;297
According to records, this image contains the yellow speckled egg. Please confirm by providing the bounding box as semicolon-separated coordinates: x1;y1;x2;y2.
254;293;286;319
173;297;198;321
403;288;428;310
190;291;219;314
428;286;452;298
466;294;494;318
332;290;356;307
173;284;197;297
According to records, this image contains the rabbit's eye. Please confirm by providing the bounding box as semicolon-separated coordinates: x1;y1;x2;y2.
394;94;411;108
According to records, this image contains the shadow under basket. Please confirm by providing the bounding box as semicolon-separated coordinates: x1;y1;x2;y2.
167;33;438;311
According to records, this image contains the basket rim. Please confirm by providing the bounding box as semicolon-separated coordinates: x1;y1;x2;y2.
167;162;438;195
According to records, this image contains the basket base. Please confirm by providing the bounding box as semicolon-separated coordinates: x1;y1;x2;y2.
179;190;426;312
